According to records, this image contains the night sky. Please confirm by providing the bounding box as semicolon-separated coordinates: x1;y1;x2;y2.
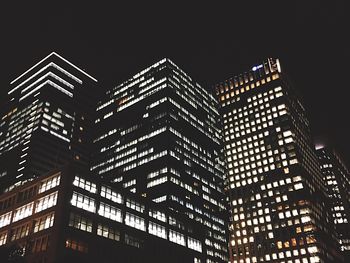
1;1;349;165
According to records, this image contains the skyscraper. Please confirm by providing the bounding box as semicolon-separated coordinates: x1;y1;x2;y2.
316;146;350;260
0;52;98;192
91;58;228;262
215;58;342;262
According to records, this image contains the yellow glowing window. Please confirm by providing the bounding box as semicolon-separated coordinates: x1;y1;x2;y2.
304;225;314;232
272;73;279;80
306;236;316;244
277;241;283;249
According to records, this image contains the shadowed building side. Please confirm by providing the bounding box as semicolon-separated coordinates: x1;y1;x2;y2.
316;146;350;261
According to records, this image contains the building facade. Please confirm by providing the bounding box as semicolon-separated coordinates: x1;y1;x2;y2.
0;52;98;192
91;58;228;262
215;58;342;262
0;163;206;263
316;146;350;260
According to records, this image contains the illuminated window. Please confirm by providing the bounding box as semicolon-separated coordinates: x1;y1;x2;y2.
304;225;314;232
147;176;167;188
69;212;92;232
125;212;146;231
73;176;97;193
188;237;202;252
35;191;58;213
70;192;96;213
126;198;145;213
306;236;316;244
97;223;120;241
98;202;122;222
100;185;123;204
0;231;7;246
149;209;166;222
169;229;186;246
33;212;55;233
148;221;167;239
277;241;283;249
13;202;34;222
10;223;30;241
301;216;311;223
38;173;60;194
0;211;12;228
294;183;303;190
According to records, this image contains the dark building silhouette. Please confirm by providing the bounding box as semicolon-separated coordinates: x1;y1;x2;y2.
0;163;206;263
0;52;98;192
91;58;229;262
214;58;343;262
316;146;350;261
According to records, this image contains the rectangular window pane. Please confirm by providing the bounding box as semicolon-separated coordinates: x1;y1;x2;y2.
125;212;145;231
35;191;58;213
38;173;61;193
98;202;122;222
97;224;120;241
68;212;92;233
13;202;34;222
70;192;96;213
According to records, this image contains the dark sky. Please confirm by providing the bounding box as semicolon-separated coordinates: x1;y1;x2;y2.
1;1;349;165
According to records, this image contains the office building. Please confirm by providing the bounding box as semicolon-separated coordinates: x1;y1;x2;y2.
91;58;228;262
215;58;342;262
0;163;206;263
0;52;98;192
316;146;350;260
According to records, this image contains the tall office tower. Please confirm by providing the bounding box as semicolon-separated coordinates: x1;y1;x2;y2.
215;58;343;263
316;146;350;260
91;58;228;262
0;52;98;192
